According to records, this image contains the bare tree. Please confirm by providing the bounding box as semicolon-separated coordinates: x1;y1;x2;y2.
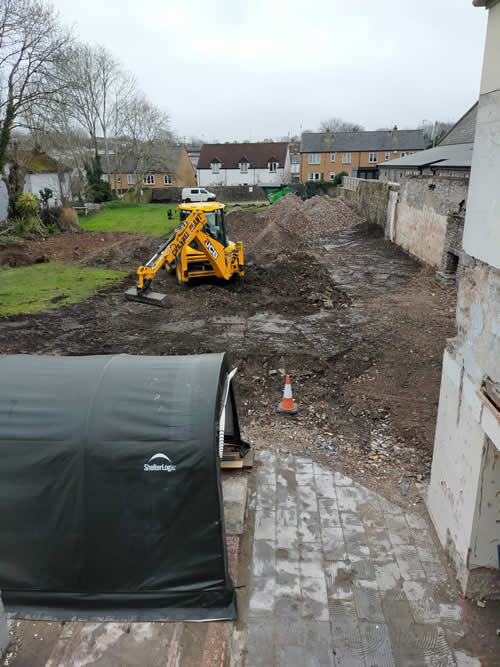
0;0;69;194
419;119;454;148
319;118;365;133
116;93;171;194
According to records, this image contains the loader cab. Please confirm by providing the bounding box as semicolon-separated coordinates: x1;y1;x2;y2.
179;203;228;248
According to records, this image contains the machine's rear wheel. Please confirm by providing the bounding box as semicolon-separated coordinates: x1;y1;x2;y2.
184;198;191;203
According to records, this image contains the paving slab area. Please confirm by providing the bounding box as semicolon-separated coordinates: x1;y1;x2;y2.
238;449;483;667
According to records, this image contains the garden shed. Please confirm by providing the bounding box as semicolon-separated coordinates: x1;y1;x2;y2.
0;353;243;621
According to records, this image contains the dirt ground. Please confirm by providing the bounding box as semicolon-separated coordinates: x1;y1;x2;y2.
0;194;457;510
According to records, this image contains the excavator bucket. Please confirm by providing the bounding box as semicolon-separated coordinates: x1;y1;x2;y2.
125;287;168;307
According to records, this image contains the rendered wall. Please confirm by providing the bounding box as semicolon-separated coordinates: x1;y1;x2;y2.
24;173;71;206
197;168;286;188
0;593;8;657
463;4;500;269
394;176;469;267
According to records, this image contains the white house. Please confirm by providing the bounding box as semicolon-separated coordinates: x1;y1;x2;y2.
197;142;291;187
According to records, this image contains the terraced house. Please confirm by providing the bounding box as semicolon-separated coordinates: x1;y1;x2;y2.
300;126;425;181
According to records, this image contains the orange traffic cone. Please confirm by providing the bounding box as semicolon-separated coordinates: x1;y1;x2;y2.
277;375;298;414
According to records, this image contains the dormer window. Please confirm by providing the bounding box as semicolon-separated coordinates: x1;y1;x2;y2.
211;160;221;174
239;160;249;173
268;160;279;172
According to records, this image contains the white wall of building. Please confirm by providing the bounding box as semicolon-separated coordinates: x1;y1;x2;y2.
24;172;71;206
197;167;287;188
427;2;500;597
462;3;500;269
0;180;8;221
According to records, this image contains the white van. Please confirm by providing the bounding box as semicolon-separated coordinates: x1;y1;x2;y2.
182;187;216;203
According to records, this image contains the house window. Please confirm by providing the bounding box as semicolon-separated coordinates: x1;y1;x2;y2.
269;161;278;172
308;154;320;164
240;162;248;173
211;162;220;174
116;175;121;184
329;172;335;181
308;172;321;181
164;175;172;185
330;153;335;162
127;174;136;185
101;174;108;182
385;152;390;161
368;152;377;163
342;153;351;164
401;151;409;157
143;175;155;185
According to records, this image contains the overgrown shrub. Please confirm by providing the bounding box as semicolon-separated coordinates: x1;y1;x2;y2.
305;180;331;198
59;207;80;231
84;155;113;203
333;171;349;186
15;193;45;236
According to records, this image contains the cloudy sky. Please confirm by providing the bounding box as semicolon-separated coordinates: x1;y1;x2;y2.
51;0;487;142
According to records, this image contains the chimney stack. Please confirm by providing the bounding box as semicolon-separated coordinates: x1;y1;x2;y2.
392;125;398;137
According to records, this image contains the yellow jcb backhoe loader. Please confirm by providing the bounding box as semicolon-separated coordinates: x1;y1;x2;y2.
125;202;244;306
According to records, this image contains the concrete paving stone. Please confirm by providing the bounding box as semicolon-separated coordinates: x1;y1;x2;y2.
248;576;275;615
277;451;295;471
408;598;441;624
336;487;361;513
385;514;412;546
252;539;276;578
325;561;354;601
314;461;332;476
334;471;353;486
277;506;298;527
392;544;426;581
454;651;482;666
302;575;330;621
298;513;322;543
439;604;464;624
276;547;300;575
340;510;364;528
316;473;337;499
304;621;336;667
255;483;276;510
276;514;298;550
273;616;309;647
333;647;367;667
349;558;376;582
377;496;404;516
257;467;276;491
373;560;404;596
246;616;275;666
322;526;348;561
417;545;443;564
318;498;341;527
276;569;301;598
412;528;437;549
353;580;385;623
296;471;315;486
295;457;314;472
254;509;276;541
358;621;395;667
297;484;319;512
349;484;378;502
300;542;325;578
405;512;429;532
346;539;371;562
256;449;276;465
421;560;449;584
358;500;384;525
276;487;296;509
276;646;309;666
364;527;393;557
274;594;303;618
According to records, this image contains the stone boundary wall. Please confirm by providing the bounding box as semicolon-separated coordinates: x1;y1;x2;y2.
151;185;268;204
339;178;389;229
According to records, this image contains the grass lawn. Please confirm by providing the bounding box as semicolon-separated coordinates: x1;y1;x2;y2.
80;204;178;236
0;262;126;317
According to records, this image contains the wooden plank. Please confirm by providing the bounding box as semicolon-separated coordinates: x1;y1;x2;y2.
220;460;244;469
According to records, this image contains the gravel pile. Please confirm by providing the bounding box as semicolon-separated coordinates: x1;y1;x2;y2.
261;193;364;242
